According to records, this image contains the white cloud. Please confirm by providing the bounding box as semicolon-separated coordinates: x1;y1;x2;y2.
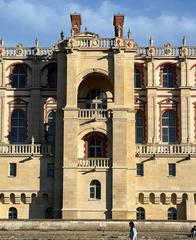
1;0;196;46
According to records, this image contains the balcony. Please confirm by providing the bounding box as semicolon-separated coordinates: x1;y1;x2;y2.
78;158;111;168
136;144;196;157
78;109;112;120
0;144;54;156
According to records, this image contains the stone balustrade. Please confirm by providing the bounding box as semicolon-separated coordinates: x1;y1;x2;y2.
76;38;115;48
78;158;111;168
2;47;53;57
136;144;196;156
78;109;112;119
0;144;54;155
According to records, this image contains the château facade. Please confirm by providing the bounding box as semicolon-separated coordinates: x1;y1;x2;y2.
0;13;196;220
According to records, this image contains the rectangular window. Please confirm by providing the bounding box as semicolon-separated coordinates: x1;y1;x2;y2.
136;163;144;176
47;163;54;177
168;163;176;176
9;163;17;177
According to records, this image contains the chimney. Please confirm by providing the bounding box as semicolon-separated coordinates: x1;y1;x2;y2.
70;13;81;36
113;14;124;38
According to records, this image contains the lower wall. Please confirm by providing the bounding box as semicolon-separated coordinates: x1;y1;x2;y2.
0;220;195;232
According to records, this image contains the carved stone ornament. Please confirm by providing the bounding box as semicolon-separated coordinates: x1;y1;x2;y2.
164;43;172;55
16;43;24;56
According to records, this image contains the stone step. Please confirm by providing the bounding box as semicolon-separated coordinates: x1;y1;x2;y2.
0;231;191;240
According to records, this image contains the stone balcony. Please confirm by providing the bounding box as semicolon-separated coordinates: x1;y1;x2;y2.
0;144;54;156
136;144;196;157
78;158;111;168
78;109;112;120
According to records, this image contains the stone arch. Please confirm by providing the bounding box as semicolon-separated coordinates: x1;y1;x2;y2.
77;70;114;109
31;193;37;203
149;193;155;204
21;193;26;204
0;193;4;204
76;68;111;87
10;193;15;204
171;193;177;205
160;193;166;204
138;193;144;204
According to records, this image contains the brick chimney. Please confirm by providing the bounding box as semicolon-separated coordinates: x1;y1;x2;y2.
70;13;81;36
113;14;124;38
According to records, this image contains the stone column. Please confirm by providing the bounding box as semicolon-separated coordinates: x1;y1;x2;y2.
54;52;66;218
28;61;41;143
112;50;136;219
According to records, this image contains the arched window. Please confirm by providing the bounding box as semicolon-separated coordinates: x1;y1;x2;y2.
136;207;145;220
162;65;175;88
11;110;26;143
90;180;101;199
47;64;57;88
135;111;144;143
45;207;54;219
8;207;17;219
135;67;142;88
162;110;176;143
47;111;56;144
87;89;107;109
168;207;177;220
12;64;27;88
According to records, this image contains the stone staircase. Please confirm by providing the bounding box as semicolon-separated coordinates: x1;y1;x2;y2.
0;230;193;239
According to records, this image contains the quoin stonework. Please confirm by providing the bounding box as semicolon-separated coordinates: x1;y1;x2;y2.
0;13;195;220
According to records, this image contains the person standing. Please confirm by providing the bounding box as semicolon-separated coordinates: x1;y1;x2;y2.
129;221;137;240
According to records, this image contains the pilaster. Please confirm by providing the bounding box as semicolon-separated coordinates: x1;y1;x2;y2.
112;50;136;219
28;61;41;142
186;194;195;220
54;51;66;218
180;60;191;143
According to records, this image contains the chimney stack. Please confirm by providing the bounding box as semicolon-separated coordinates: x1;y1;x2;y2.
70;13;81;36
113;14;124;38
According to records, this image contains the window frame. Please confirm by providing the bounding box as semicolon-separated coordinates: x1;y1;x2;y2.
161;110;176;144
10;109;26;143
135;111;144;143
168;163;176;177
9;163;17;177
11;64;27;88
161;65;176;88
168;207;177;220
136;207;145;220
134;67;142;88
8;207;17;219
136;163;144;176
89;180;101;200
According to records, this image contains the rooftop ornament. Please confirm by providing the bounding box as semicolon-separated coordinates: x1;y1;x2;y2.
127;29;131;39
0;38;4;47
35;37;39;48
182;36;187;46
60;30;64;40
149;36;154;47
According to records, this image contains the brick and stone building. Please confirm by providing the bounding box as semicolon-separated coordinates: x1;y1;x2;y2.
0;13;196;220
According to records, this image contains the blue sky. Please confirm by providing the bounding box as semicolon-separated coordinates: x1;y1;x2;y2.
1;0;196;47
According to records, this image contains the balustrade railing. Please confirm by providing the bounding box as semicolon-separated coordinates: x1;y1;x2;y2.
136;144;196;155
76;38;115;48
3;47;53;57
0;144;54;155
79;109;112;119
78;158;111;168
